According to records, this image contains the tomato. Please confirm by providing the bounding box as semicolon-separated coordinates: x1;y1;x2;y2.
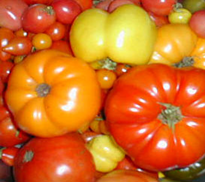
70;4;157;65
0;79;3;95
5;49;101;137
104;64;205;172
45;22;66;41
148;12;169;27
50;40;73;55
3;37;32;56
97;169;159;182
168;8;192;24
95;0;114;11
52;0;82;25
13;132;96;182
32;33;52;50
189;10;205;38
23;0;53;5
0;28;15;61
141;0;177;16
0;0;28;31
0;147;19;166
22;4;56;33
74;0;93;10
182;0;205;13
0;160;13;182
149;24;197;66
115;63;131;76
0;60;14;83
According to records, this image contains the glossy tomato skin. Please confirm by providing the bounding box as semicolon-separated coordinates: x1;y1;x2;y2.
0;60;14;83
141;0;177;16
52;0;82;25
23;0;53;5
105;64;205;172
13;133;96;182
0;0;28;31
5;49;101;137
22;4;56;33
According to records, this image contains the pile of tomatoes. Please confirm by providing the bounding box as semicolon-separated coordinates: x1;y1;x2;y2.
0;0;205;182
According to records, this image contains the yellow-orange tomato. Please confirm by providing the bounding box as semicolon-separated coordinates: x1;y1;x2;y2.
5;49;101;137
32;33;52;50
149;24;197;65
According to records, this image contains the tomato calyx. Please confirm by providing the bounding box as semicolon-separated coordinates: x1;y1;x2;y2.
23;150;34;163
42;6;55;15
173;57;195;68
158;103;183;131
98;58;117;70
35;83;51;97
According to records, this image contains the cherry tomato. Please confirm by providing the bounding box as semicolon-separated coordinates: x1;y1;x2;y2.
14;29;28;38
115;64;131;76
96;69;117;89
52;0;82;24
141;0;177;16
45;21;66;41
189;10;205;38
0;60;14;83
22;4;56;33
3;37;32;56
32;33;52;50
168;8;192;24
0;147;19;166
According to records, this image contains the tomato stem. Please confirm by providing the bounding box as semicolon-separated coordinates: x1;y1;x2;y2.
35;83;51;97
158;103;183;131
23;151;34;163
173;57;194;68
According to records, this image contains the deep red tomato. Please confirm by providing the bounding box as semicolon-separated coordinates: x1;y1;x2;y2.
105;64;205;172
0;146;19;166
189;10;205;38
52;0;82;25
141;0;177;16
0;60;14;83
23;0;53;5
97;169;158;182
0;28;15;61
74;0;93;10
13;133;96;182
22;4;56;33
0;0;28;31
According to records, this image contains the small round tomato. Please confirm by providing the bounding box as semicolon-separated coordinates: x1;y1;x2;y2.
22;4;56;33
0;147;19;166
115;64;131;76
189;10;205;38
96;69;117;89
45;22;66;41
32;33;52;50
52;0;82;25
141;0;177;16
168;8;192;24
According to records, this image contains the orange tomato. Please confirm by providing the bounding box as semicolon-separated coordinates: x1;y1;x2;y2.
5;49;101;137
149;24;197;66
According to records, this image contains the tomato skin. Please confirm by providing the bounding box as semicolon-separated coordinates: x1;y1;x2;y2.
97;169;158;182
148;12;169;27
141;0;177;16
5;49;101;137
168;8;192;24
32;33;52;50
50;40;73;55
189;10;205;38
13;133;96;182
52;0;82;25
22;4;56;33
182;0;205;13
23;0;53;5
74;0;92;10
0;60;14;83
105;64;205;172
70;4;157;65
0;147;19;166
0;0;28;31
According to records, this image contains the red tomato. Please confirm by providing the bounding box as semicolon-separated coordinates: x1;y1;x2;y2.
189;10;205;38
0;147;19;166
22;4;56;33
50;40;73;55
0;28;15;61
0;60;14;83
97;169;158;182
0;160;13;182
13;133;96;182
0;79;3;95
141;0;177;16
105;64;205;172
148;12;169;27
74;0;93;10
3;37;32;56
0;0;28;31
52;0;82;25
23;0;53;5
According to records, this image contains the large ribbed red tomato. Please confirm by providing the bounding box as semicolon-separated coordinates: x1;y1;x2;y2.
105;64;205;172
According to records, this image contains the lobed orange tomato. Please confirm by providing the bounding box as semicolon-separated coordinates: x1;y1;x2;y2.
5;49;101;137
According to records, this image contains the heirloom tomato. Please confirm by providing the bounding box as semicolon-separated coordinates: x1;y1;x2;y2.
5;49;101;137
13;133;96;182
70;4;157;65
149;24;198;66
105;64;205;172
182;0;205;13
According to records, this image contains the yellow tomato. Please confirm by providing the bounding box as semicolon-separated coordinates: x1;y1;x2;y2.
149;24;197;65
87;135;125;173
70;4;157;65
168;8;192;24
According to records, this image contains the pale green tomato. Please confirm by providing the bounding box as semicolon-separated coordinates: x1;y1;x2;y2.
168;8;192;24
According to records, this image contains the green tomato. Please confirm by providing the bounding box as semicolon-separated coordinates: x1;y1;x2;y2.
169;8;192;24
163;157;205;181
182;0;205;13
